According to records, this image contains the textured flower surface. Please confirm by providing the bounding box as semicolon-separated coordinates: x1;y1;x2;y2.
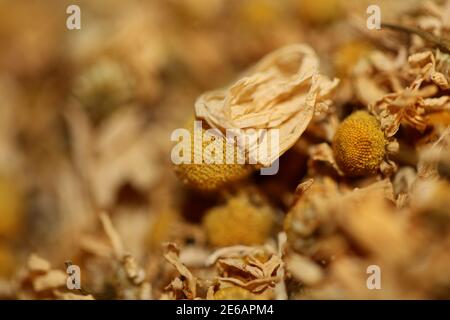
332;111;387;176
195;44;339;166
174;122;252;191
203;193;275;246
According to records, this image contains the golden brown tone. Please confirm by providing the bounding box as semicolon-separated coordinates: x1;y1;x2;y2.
332;111;387;176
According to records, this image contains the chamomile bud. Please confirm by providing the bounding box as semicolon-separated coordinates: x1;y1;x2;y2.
203;193;275;247
332;111;387;176
174;121;253;192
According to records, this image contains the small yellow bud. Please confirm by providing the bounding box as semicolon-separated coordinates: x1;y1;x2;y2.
203;194;275;247
174;122;253;192
332;111;387;176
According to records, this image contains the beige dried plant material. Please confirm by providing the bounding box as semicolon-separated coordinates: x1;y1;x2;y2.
408;51;450;90
195;44;339;166
353;49;409;106
285;253;323;286
367;50;450;139
370;82;446;138
99;212;152;299
65;105;161;208
285;179;395;262
18;254;93;300
21;254;67;293
335;188;414;265
163;243;198;299
27;254;51;273
415;0;450;38
308;143;344;175
32;270;67;292
416;127;450;179
207;245;282;294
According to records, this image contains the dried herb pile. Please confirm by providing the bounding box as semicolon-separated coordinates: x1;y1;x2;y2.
0;0;449;300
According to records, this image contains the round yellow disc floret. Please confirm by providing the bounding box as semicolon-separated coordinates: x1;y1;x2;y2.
174;122;253;192
203;194;275;247
332;111;386;176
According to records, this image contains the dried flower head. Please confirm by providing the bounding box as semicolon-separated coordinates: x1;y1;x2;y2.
174;122;253;192
203;193;275;247
207;245;282;294
332;111;388;176
195;44;338;167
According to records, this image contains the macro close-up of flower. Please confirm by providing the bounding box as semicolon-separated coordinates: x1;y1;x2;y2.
0;0;449;307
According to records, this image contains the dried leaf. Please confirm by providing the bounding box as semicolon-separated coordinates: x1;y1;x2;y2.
163;243;197;299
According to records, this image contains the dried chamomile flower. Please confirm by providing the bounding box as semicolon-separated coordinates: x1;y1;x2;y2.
416;127;450;179
353;48;409;106
408;51;450;90
207;245;282;294
72;58;135;123
332;111;395;177
0;175;24;239
284;178;344;260
174;121;253;192
408;0;450;51
163;243;197;300
370;83;450;138
195;44;339;167
203;193;275;247
285;179;397;264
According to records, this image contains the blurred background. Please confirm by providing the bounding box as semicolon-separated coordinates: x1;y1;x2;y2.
0;0;438;299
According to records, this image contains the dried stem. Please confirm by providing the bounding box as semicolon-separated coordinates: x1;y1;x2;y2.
381;23;450;54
